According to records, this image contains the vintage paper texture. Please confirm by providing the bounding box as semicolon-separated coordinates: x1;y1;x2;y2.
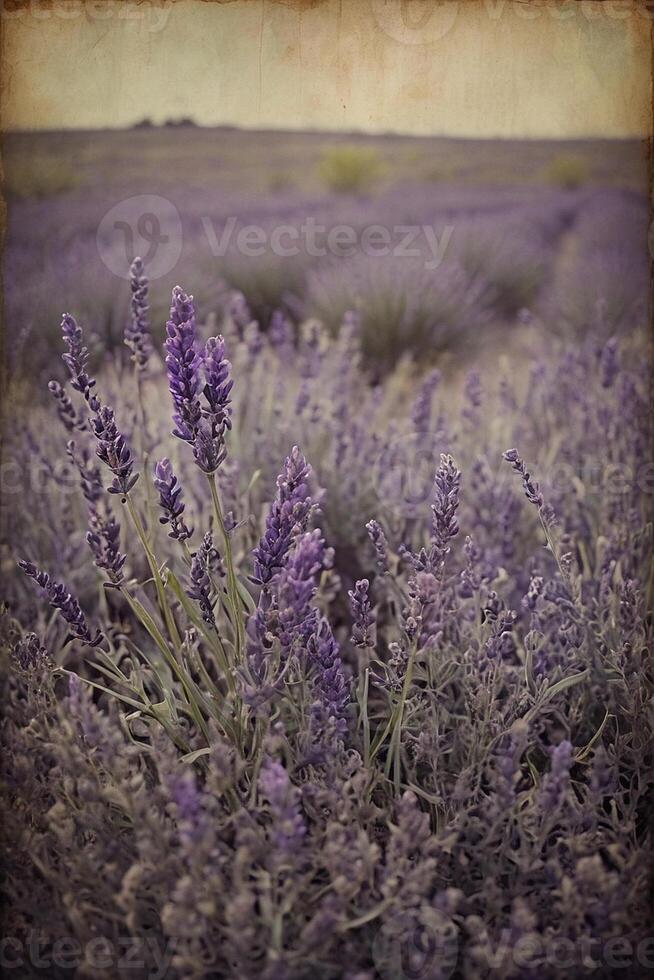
1;1;651;139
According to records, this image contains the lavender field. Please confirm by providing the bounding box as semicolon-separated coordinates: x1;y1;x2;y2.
1;127;653;979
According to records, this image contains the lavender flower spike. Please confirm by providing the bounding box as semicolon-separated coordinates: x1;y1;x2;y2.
125;256;153;371
60;313;98;407
432;454;461;553
187;532;222;628
164;286;202;442
18;561;102;646
503;448;544;509
48;380;85;433
308;618;349;755
539;740;573;813
91;406;139;497
153;458;192;541
86;514;126;584
252;447;316;586
349;579;375;648
366;519;389;573
13;633;51;672
259;758;306;854
203;335;233;433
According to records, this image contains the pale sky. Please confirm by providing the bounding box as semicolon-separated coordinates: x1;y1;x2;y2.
1;0;651;138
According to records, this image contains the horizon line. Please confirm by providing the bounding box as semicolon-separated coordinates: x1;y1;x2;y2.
2;121;650;143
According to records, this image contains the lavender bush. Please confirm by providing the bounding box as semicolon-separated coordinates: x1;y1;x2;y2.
1;256;652;979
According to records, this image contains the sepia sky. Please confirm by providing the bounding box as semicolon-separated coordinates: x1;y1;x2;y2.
1;0;651;138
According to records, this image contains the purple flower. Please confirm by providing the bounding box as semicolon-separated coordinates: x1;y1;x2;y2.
187;532;222;627
539;740;573;813
165;286;202;442
462;369;482;423
125;256;153;371
405;454;460;574
503;448;544;509
182;334;235;474
48;380;85;432
269;309;294;349
86;513;126;583
91;406;139;497
307;618;349;757
202;335;233;432
66;441;103;507
258;758;306;854
431;454;461;554
13;633;51;672
600;336;619;388
252;447;316;586
60;313;98;406
165;769;204;847
18;560;102;646
366;519;389;573
153;458;192;541
275;529;332;655
348;579;375;648
410;368;440;432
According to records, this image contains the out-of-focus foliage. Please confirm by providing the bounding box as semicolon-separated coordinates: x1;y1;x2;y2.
318;145;384;193
545;153;589;190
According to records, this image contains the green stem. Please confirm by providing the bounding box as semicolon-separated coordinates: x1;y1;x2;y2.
125;493;181;648
207;473;245;664
372;643;417;789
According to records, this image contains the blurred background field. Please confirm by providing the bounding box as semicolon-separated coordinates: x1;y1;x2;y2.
2;124;650;387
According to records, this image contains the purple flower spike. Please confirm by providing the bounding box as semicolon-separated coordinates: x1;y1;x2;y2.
165;286;202;443
307;618;349;756
431;454;461;554
259;758;306;855
13;633;51;673
86;515;126;584
187;532;222;628
48;380;85;433
366;519;389;573
203;336;233;432
125;257;153;371
18;560;102;646
539;740;573;813
411;368;441;433
153;458;192;541
600;336;619;388
349;579;375;648
60;313;98;408
91;406;139;497
503;448;544;509
406;454;461;574
252;447;316;586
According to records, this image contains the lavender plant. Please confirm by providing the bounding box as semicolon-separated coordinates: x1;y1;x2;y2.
1;265;652;980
